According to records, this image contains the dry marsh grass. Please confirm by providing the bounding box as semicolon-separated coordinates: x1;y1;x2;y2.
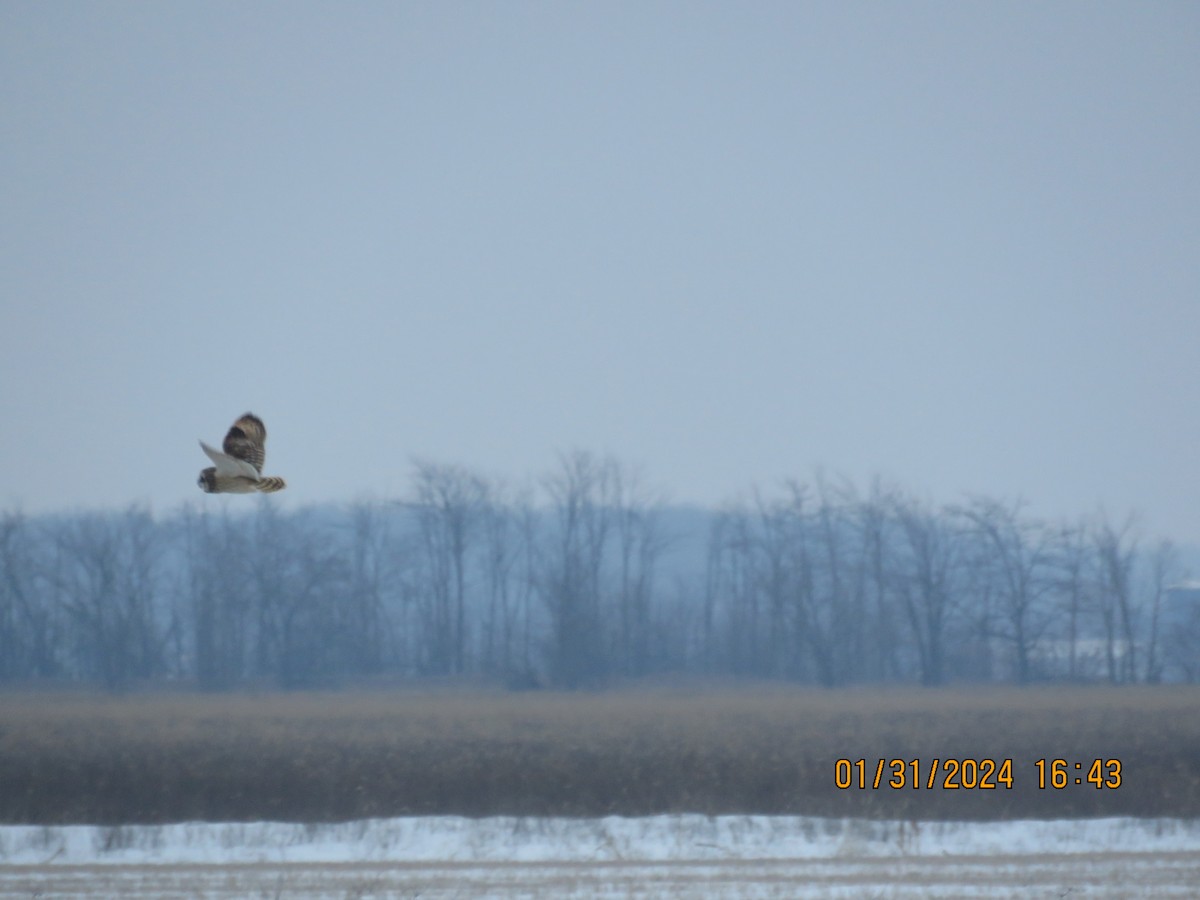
1;685;1198;824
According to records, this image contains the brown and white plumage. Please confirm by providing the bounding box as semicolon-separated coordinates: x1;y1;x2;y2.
197;413;287;494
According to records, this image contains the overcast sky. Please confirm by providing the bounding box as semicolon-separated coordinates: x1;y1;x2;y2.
2;2;1197;542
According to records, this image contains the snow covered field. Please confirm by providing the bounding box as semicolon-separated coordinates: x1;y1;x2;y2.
1;814;1198;898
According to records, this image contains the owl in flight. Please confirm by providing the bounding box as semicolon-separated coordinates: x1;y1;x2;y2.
197;413;287;494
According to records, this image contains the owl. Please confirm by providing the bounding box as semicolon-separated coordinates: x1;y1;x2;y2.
197;413;287;494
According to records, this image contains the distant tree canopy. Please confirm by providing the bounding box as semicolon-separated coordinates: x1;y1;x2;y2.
0;454;1193;690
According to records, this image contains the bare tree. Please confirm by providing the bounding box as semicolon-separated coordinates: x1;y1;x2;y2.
957;497;1054;683
539;451;618;687
511;498;543;685
806;475;872;686
341;500;398;677
0;512;60;680
409;461;489;676
1092;513;1139;683
610;465;668;677
855;478;905;682
280;518;351;687
182;505;253;688
1162;580;1200;683
752;481;847;684
752;489;804;678
1;455;1190;692
704;505;764;676
891;494;964;686
245;504;363;687
1048;520;1092;680
705;477;877;685
47;508;164;688
1141;539;1179;683
478;483;540;683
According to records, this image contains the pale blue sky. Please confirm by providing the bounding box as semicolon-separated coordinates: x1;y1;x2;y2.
2;2;1197;542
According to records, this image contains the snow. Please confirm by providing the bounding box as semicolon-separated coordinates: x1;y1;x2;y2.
0;814;1197;867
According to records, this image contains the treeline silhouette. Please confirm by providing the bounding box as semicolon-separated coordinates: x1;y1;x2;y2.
0;452;1194;690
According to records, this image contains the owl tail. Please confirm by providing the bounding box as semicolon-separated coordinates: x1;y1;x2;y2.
256;476;287;493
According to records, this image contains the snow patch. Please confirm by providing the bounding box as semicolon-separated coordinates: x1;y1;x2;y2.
0;815;1197;867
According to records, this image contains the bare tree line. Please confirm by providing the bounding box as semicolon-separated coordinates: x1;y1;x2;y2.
0;455;1195;689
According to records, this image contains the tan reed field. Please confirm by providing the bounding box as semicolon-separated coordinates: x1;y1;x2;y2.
1;684;1197;824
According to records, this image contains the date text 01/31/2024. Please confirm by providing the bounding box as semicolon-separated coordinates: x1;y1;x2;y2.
834;758;1123;790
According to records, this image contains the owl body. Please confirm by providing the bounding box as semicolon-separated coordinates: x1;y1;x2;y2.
198;413;287;494
197;467;286;493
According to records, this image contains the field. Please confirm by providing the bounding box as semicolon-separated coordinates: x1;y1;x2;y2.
3;815;1200;897
2;684;1199;825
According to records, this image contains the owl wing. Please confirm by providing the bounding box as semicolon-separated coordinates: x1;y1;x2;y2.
222;413;268;475
199;440;261;480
